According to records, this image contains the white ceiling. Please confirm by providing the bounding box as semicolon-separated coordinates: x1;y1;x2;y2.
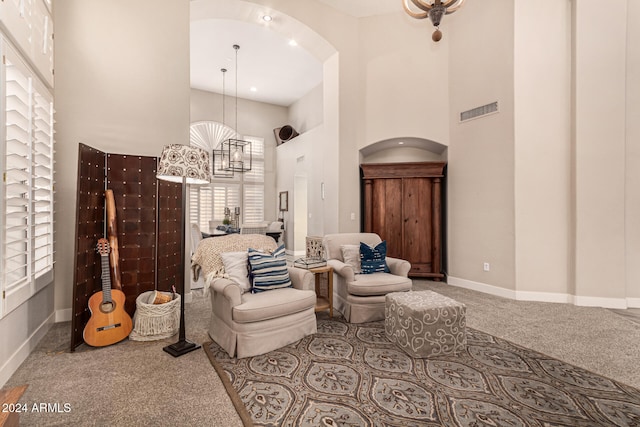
190;1;402;107
314;0;401;18
190;18;323;107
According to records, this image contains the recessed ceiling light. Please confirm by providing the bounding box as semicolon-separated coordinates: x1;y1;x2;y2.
250;87;257;92
288;39;298;47
398;141;405;145
262;15;272;22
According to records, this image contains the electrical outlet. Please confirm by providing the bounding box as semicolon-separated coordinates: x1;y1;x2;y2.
350;212;356;220
483;262;490;272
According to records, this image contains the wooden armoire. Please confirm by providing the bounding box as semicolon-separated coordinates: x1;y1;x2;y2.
361;162;445;279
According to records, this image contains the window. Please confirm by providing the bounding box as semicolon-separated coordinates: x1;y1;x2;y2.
242;136;265;224
1;40;55;318
212;184;240;221
189;121;265;232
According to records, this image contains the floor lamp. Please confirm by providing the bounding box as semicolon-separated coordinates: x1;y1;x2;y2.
156;144;210;357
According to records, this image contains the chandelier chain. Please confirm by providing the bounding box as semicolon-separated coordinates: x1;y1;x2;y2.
221;68;226;127
234;44;239;139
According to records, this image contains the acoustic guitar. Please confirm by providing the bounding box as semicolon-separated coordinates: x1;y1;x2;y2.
83;239;133;347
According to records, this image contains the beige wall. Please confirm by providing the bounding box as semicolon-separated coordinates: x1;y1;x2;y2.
233;0;361;232
190;88;288;220
288;83;323;134
513;1;572;296
446;0;637;307
252;0;639;307
573;0;628;304
194;0;352;232
362;147;445;164
0;277;53;387
447;0;516;290
50;0;640;318
53;0;190;315
358;11;450;148
627;0;640;301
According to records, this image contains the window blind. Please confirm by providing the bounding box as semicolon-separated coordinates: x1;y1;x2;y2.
32;82;54;277
241;137;264;223
243;184;264;224
212;183;240;221
3;54;31;299
188;122;265;231
189;187;200;227
1;41;55;317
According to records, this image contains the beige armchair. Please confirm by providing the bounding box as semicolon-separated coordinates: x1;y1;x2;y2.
209;266;317;358
192;234;318;358
323;233;412;323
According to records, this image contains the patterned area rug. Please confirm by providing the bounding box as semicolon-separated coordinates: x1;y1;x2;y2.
204;315;640;426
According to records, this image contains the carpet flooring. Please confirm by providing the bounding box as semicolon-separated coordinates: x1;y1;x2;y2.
204;313;640;427
3;280;640;426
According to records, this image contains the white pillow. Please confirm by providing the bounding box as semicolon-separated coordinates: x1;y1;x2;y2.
221;251;251;293
341;244;361;273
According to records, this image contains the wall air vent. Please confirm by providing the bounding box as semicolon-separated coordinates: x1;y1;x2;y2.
460;101;499;122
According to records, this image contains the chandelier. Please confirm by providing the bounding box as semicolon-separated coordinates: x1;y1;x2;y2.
402;0;466;42
212;68;235;178
217;44;251;173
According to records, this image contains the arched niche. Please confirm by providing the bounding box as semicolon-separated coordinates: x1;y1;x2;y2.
360;137;447;164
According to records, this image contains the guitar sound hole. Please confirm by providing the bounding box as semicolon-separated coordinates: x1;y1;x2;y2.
100;301;114;313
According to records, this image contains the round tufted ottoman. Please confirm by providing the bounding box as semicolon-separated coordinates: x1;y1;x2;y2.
385;290;466;358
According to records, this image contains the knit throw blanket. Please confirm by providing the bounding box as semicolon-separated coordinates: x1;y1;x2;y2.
191;234;277;285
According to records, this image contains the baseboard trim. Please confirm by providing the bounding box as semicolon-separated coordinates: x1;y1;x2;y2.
627;298;640;308
0;312;54;388
514;290;573;304
447;276;633;309
572;295;630;309
446;276;517;300
55;308;72;323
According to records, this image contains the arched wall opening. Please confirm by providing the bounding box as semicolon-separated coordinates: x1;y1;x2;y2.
190;0;340;255
359;136;449;277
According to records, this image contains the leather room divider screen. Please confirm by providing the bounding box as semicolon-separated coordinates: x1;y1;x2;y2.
70;143;182;351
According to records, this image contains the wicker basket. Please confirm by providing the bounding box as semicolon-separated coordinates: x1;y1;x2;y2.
129;291;180;341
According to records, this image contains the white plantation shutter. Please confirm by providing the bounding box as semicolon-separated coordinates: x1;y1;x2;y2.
243;184;264;223
1;41;55;317
189;186;216;232
199;186;212;226
212;183;240;221
242;148;264;183
188;122;265;228
189;186;199;226
3;50;32;309
32;80;54;277
241;137;264;223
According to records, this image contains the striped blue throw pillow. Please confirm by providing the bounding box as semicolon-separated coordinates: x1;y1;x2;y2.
360;241;390;274
248;244;292;293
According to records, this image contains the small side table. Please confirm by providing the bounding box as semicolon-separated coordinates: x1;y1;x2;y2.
310;266;333;317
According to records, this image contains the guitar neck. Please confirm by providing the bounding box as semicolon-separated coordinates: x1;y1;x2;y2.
100;254;112;302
